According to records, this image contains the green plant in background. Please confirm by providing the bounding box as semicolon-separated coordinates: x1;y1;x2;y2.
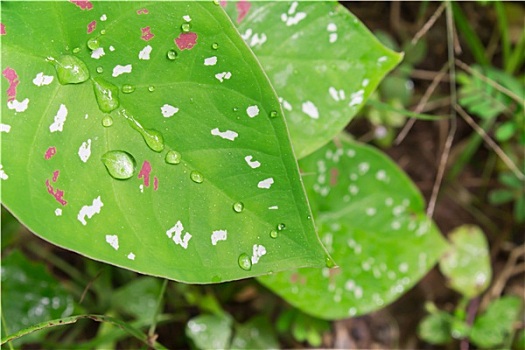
418;225;523;349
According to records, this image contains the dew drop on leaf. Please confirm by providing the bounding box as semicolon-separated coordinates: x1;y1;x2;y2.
92;77;120;113
277;223;286;231
96;66;104;74
101;150;136;180
121;84;135;94
100;29;106;35
269;110;278;118
165;150;182;165
181;23;191;32
232;202;244;213
87;37;100;50
238;253;252;271
325;256;336;268
72;47;81;54
166;50;178;60
270;230;278;239
52;55;90;85
211;42;219;50
190;170;204;184
148;85;155;92
120;109;165;152
102;115;113;127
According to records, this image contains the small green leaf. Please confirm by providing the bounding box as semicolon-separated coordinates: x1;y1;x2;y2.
495;121;517;142
230;316;279;350
470;296;522;348
439;225;492;298
258;136;448;319
418;311;453;345
1;1;328;283
1;250;75;345
185;314;233;350
111;277;162;321
226;1;402;158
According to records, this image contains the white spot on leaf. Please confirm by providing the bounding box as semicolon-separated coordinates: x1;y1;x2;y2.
251;244;266;264
258;177;274;189
49;104;67;132
0;165;8;180
302;101;319;119
166;220;192;249
127;252;135;260
246;105;259;118
91;47;105;59
211;230;227;245
161;104;179;118
77;196;103;225
55;208;62;216
78;139;92;163
204;56;217;66
105;235;119;250
100;14;107;21
112;64;132;77
138;45;152;60
211;128;238;141
7;98;29;113
244;155;261;169
0;124;11;133
349;90;364;107
33;72;54;86
215;71;232;82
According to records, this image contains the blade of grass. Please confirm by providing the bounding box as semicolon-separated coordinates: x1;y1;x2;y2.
507;29;525;74
451;2;489;66
494;2;510;71
367;100;447;121
148;279;169;341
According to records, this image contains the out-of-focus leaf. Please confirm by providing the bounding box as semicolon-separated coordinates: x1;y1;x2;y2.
185;313;233;350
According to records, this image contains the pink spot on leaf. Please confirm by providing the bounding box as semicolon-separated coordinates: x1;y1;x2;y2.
52;170;60;182
141;26;154;41
236;0;251;23
87;20;96;34
138;160;152;187
175;32;197;50
46;179;67;206
44;147;57;160
0;23;6;35
220;0;227;7
69;0;93;10
137;8;149;15
153;176;159;191
330;168;339;187
2;67;19;102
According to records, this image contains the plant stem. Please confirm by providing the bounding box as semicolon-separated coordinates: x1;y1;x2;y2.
148;279;169;340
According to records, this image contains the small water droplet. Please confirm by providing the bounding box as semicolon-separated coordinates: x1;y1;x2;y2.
92;77;120;113
181;23;191;32
96;66;104;74
101;150;136;179
325;256;336;268
165;150;182;165
270;230;278;239
143;129;165;152
277;223;286;231
269;110;278;118
87;37;100;50
100;29;106;35
212;0;220;5
167;49;178;60
52;55;90;85
238;253;252;271
211;42;219;50
232;107;238;112
121;84;135;94
232;202;244;213
65;45;70;51
102;115;113;127
72;47;81;54
307;215;312;220
190;171;204;184
148;85;155;92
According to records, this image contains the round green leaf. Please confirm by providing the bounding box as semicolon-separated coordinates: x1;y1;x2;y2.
185;314;233;350
418;312;453;345
1;1;328;284
258;136;448;319
225;1;403;158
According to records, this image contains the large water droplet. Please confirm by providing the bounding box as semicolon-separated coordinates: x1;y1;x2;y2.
120;109;165;152
92;77;120;113
165;150;182;165
277;223;286;231
87;37;100;50
270;230;278;239
121;84;135;94
101;151;136;179
102;115;113;127
232;202;244;213
167;50;178;60
190;171;204;184
181;23;191;32
238;253;252;271
211;42;219;50
52;55;90;85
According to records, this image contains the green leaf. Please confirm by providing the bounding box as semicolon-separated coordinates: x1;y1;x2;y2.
225;1;402;158
185;314;233;350
230;316;279;350
258;136;448;319
439;225;492;298
418;311;453;345
1;1;328;283
111;277;162;321
470;296;522;348
1;250;75;345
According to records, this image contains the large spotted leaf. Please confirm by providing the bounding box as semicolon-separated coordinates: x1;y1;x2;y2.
258;136;448;319
224;1;402;158
0;1;329;283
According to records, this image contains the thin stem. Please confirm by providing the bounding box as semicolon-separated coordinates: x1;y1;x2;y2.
148;279;169;339
411;2;446;45
1;312;15;350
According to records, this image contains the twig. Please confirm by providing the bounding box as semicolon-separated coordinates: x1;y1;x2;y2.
427;3;457;219
455;105;525;181
79;269;102;304
411;2;446;45
410;69;451;82
455;59;523;105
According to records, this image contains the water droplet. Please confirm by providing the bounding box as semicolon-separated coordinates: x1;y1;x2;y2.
238;253;252;271
92;77;120;113
148;85;155;92
87;37;100;50
52;55;90;85
232;107;238;112
277;223;286;231
211;42;219;50
213;0;220;5
269;110;278;118
270;230;278;239
101;150;136;180
181;23;191;32
102;115;113;127
121;84;135;94
100;29;106;35
232;202;244;213
307;215;312;220
325;256;336;268
165;150;182;165
211;275;222;283
96;66;104;74
190;171;204;184
120;109;165;153
167;50;178;60
72;47;81;54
